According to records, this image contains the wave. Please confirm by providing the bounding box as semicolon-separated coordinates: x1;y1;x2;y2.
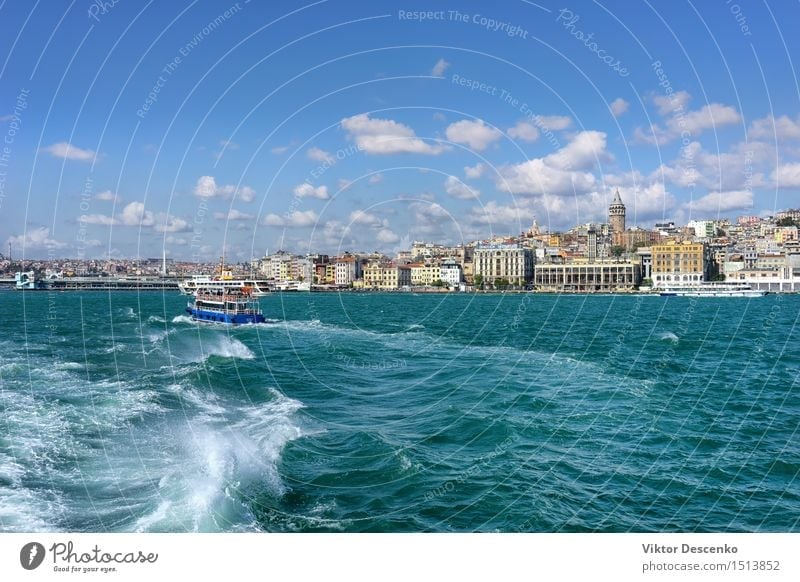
171;315;195;324
130;389;306;532
118;307;137;319
658;331;680;342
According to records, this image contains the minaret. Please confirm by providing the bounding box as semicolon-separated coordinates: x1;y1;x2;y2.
609;189;626;234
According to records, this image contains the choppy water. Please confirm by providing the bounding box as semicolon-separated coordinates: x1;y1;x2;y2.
1;290;798;532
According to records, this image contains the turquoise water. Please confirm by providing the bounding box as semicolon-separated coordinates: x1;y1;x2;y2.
0;290;798;532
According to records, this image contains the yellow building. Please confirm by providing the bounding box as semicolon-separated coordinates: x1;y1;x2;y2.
409;263;441;286
651;241;709;287
363;264;412;290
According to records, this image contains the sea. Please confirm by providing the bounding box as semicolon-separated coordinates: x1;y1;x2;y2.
0;290;798;532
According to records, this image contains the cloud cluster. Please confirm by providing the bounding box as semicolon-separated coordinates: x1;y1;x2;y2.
496;131;608;196
445;119;501;151
41;142;96;162
194;176;256;202
341;113;446;155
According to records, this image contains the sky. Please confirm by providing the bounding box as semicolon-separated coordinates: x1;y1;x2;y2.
1;0;800;261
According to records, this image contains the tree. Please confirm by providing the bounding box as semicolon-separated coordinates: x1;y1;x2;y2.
494;277;510;289
473;274;484;289
611;245;625;258
711;273;726;281
641;277;653;287
777;217;797;227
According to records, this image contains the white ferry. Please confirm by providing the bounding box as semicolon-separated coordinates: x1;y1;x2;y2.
178;274;271;296
659;283;767;297
178;258;271;296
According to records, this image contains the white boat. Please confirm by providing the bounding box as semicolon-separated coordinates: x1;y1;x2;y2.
659;283;767;297
272;280;311;292
178;274;272;296
178;257;272;296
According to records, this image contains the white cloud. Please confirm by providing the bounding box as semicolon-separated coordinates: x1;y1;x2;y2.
166;236;188;245
444;175;480;199
409;201;453;234
652;140;770;191
536;115;573;131
376;228;400;243
213;209;254;221
498;159;596;197
81;203;189;232
507;120;540;142
464;163;486;179
431;58;450;77
307;147;333;163
154;215;191;233
119;201;155;226
544;130;609;170
341;113;446;155
41;142;96;162
469;201;533;226
368;173;384;184
496;131;608;197
271;145;289;155
349;209;384;228
445;119;501;151
6;227;66;250
749;114;800;141
262;210;319;227
94;190;117;201
193;176;256;202
686;190;753;213
293;182;329;199
433;112;447;122
81;213;116;225
610;98;629;117
337;178;353;191
214;139;239;159
653;90;691;116
772;162;800;188
637;99;741;145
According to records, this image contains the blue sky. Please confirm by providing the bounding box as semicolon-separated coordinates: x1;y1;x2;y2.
2;0;800;260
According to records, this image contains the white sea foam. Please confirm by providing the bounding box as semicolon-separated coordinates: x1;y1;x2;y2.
56;361;85;370
171;315;195;324
659;331;680;342
118;307;136;319
130;389;306;532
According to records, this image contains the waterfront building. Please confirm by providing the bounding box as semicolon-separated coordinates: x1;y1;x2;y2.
650;241;710;287
409;263;441;286
637;247;652;280
473;244;534;285
609;189;625;235
533;262;640;292
334;255;362;286
439;259;462;287
363;263;411;290
587;230;598;260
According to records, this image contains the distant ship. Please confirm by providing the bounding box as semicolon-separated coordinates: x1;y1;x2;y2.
185;286;266;324
178;257;271;296
659;283;767;297
178;274;272;296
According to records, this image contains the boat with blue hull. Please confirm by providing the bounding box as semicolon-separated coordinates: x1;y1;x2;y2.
186;287;265;324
